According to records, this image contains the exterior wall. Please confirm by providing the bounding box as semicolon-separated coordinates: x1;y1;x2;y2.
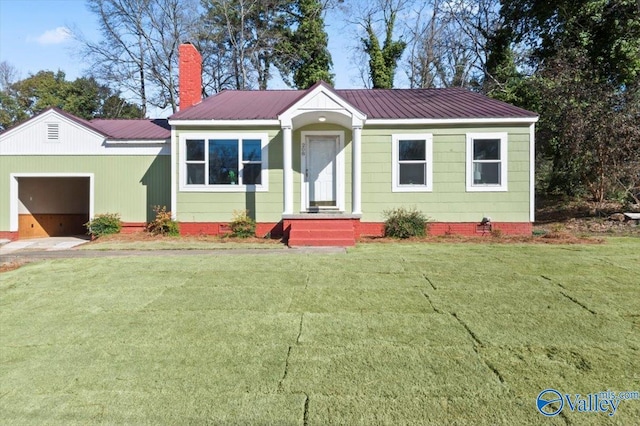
173;122;532;236
0;112;105;155
174;126;283;224
0;156;170;232
174;123;353;224
360;124;531;223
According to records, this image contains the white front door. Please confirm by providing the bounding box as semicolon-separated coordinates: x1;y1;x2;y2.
306;137;337;209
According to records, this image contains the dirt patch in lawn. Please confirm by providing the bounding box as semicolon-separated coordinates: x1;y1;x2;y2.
0;261;24;273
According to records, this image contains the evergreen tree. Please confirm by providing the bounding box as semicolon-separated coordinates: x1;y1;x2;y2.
362;9;406;88
283;0;334;89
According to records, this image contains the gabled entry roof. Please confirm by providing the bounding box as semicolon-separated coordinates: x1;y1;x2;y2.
170;82;538;122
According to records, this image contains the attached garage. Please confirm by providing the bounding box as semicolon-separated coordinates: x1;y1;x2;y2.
0;108;170;241
17;176;91;238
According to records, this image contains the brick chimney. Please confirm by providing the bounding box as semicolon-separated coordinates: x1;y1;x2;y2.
179;42;202;111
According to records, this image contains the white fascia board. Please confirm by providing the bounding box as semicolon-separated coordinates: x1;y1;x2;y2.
365;117;539;126
170;127;177;220
529;123;536;223
168;119;280;127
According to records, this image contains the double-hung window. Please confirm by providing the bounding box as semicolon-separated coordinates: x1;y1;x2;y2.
466;133;508;191
392;134;433;192
182;133;268;191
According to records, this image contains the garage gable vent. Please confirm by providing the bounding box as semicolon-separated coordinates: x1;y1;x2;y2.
47;123;60;141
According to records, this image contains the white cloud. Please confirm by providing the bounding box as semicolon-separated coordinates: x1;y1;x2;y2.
29;27;72;45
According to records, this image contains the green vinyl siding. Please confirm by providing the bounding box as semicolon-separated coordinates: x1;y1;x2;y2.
175;124;354;222
174;123;531;224
175;127;283;223
361;125;531;222
0;155;170;231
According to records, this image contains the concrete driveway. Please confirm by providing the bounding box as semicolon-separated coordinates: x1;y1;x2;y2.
0;236;90;254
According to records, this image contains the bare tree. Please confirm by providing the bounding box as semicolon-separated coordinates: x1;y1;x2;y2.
0;61;19;92
438;0;503;88
206;0;255;90
194;31;237;95
76;0;200;115
144;0;201;111
404;0;504;89
201;0;291;90
406;1;442;88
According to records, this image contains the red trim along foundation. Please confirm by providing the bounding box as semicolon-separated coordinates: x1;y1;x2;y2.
177;221;533;240
179;222;283;239
120;222;147;234
0;231;19;241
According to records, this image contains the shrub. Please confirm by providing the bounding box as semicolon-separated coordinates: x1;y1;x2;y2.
146;206;180;236
85;213;122;237
229;210;256;238
532;229;548;237
383;207;428;239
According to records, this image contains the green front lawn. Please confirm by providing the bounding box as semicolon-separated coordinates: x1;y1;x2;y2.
1;238;639;424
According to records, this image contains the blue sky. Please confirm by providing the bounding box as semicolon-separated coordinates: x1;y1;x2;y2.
0;0;358;94
0;0;99;81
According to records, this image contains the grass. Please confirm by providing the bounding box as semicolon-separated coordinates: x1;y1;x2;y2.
1;237;639;424
79;235;286;251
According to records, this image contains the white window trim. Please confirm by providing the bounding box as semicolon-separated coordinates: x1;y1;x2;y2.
392;134;433;192
466;132;508;192
179;132;269;192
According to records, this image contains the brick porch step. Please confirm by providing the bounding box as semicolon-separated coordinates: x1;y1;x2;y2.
287;219;356;247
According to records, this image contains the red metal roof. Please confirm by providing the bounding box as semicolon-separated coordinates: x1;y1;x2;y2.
171;90;305;120
170;86;537;121
89;118;170;140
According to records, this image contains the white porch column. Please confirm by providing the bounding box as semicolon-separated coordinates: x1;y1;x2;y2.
283;125;294;214
352;125;362;215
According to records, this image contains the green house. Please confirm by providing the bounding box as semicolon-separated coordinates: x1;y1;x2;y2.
0;43;538;246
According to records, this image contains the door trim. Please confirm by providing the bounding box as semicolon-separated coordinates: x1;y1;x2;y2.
300;131;345;212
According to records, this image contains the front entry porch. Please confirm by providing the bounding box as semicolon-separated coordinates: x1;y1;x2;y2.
283;214;361;247
276;82;368;246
